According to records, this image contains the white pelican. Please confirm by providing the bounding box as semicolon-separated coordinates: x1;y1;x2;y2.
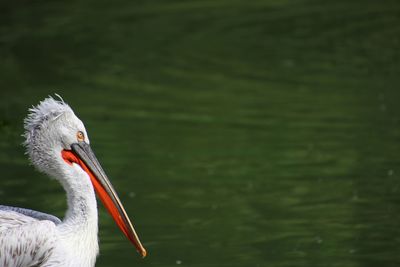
0;96;146;266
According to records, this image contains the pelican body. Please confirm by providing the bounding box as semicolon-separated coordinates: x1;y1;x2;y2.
0;97;146;266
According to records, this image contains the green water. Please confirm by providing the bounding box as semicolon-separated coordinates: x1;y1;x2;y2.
1;0;400;266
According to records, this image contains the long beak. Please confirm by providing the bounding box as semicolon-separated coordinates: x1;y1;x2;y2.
62;141;147;257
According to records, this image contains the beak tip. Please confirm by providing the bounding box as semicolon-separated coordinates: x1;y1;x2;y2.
141;248;147;258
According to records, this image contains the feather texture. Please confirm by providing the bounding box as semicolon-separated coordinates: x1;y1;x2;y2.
0;210;61;267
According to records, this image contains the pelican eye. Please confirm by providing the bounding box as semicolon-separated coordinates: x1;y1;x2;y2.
77;131;85;142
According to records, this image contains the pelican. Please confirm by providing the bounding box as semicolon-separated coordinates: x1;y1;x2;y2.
0;96;146;266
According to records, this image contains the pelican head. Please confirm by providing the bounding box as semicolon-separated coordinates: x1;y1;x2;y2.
23;96;147;257
24;96;88;176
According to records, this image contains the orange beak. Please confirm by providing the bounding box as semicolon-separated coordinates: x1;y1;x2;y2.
62;142;147;258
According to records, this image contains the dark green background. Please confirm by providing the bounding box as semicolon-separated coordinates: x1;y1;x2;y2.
1;0;400;266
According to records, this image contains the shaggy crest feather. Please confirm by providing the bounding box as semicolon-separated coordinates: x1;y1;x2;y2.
23;96;72;149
